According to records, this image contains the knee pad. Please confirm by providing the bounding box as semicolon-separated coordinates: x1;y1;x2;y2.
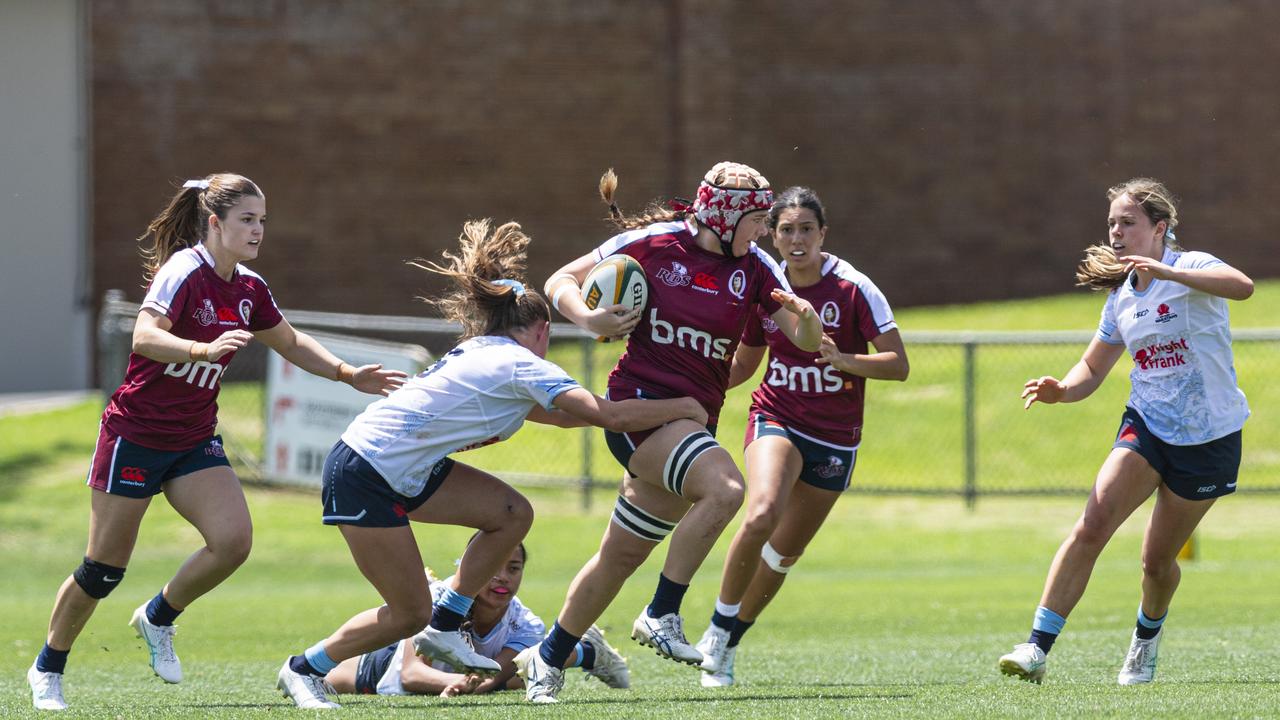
761;542;799;575
662;430;718;497
72;556;127;599
611;495;677;543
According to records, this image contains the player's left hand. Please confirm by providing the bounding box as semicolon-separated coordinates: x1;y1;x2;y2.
771;289;816;320
813;334;845;370
1123;254;1179;281
440;673;483;698
350;363;408;396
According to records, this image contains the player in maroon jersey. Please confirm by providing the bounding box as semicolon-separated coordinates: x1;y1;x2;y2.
514;163;822;704
694;186;909;687
26;174;405;711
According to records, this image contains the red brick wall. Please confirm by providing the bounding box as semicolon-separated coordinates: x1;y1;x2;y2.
92;1;1280;318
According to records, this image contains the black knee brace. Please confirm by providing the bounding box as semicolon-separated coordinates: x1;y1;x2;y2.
72;556;126;599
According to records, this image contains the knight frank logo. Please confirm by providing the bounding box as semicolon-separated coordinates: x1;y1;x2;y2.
1133;338;1189;370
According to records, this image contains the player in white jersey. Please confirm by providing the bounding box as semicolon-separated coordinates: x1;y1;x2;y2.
520;164;822;704
277;220;704;709
26;174;405;712
324;543;628;697
696;187;909;687
998;179;1253;686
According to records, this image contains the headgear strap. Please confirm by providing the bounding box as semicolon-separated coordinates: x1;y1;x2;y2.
692;162;773;256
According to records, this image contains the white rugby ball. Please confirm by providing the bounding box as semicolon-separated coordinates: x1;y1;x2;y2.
581;254;648;314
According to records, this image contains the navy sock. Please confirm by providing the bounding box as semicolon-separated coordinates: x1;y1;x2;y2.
146;591;182;627
429;606;468;632
576;641;597;670
288;654;321;677
727;618;754;648
710;609;736;631
1028;629;1058;654
647;573;689;619
35;644;69;674
540;622;581;668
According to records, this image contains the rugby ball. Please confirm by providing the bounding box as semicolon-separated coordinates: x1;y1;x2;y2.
581;254;648;314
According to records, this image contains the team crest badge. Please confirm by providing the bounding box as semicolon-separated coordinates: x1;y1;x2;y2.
194;298;217;326
821;301;840;327
729;269;746;299
239;299;253;325
657;261;692;287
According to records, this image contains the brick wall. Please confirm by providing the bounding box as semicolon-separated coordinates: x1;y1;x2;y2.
92;0;1280;319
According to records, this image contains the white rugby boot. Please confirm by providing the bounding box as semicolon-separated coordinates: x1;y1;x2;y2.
414;626;501;675
276;659;340;709
631;609;703;666
696;623;731;673
998;642;1047;683
27;662;67;711
515;644;564;704
1117;629;1161;685
129;604;182;683
581;624;630;689
700;645;736;687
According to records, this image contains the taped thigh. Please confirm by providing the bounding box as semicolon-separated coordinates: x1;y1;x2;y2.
611;495;677;543
662;430;719;498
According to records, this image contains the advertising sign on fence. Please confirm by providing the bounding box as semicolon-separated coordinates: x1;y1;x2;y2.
265;332;430;487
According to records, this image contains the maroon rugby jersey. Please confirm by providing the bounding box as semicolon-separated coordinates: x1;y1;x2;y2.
593;219;789;424
102;245;283;450
743;253;897;447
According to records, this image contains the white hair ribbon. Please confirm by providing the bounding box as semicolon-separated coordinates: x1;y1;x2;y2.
1165;229;1177;242
492;279;526;296
183;179;210;189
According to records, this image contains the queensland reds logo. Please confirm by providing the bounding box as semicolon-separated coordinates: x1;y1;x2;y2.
728;269;747;299
239;299;253;324
814;455;845;479
761;316;780;334
657;261;692;288
820;301;840;327
194;298;218;326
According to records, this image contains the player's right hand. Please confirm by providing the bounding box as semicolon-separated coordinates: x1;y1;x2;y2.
206;330;253;361
586;303;642;341
1022;376;1066;409
677;397;709;427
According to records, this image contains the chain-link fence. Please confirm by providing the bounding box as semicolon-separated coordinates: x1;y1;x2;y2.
99;291;1280;506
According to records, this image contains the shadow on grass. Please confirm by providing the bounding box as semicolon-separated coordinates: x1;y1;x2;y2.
0;440;89;501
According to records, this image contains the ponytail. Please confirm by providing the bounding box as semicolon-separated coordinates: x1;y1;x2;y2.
137;173;264;282
599;168;688;230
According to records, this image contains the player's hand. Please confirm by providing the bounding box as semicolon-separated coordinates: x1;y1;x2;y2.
1022;376;1066;409
350;363;408;397
440;673;482;698
677;397;709;427
586;303;642;341
771;289;816;321
1123;254;1179;281
205;330;254;361
813;334;844;370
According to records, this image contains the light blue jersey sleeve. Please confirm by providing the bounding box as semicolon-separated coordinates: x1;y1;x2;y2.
504;597;547;652
512;357;581;410
1178;250;1225;271
1096;290;1123;345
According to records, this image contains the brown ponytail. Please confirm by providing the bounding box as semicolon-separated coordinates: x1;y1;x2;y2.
599;168;689;230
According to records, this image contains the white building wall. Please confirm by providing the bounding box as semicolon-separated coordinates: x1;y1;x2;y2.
0;0;90;391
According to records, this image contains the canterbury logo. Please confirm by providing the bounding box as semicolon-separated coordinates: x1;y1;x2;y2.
120;466;148;483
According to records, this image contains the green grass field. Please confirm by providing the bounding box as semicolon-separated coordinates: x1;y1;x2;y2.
4;287;1280;717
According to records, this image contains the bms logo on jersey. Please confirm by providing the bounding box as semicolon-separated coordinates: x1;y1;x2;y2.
164;361;225;390
765;358;843;393
649;308;732;359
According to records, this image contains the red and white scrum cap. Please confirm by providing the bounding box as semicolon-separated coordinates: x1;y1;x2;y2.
692;161;774;253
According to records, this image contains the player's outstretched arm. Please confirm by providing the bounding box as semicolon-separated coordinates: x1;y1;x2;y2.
769;289;822;352
1022;337;1126;409
546;387;707;432
545;254;641;340
1126;255;1254;301
253;318;407;396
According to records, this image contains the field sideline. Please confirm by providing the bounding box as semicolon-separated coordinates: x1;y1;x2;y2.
3;402;1280;718
4;285;1280;717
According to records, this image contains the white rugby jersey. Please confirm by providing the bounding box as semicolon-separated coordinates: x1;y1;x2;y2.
1096;247;1249;445
375;577;546;693
341;335;580;495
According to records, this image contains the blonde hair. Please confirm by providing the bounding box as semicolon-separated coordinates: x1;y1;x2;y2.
1075;178;1182;291
410;220;549;339
599;168;688;230
138;173;263;282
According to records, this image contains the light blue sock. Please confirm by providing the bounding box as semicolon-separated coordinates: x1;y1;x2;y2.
303;642;338;674
1032;606;1067;634
1136;607;1166;639
437;586;474;616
